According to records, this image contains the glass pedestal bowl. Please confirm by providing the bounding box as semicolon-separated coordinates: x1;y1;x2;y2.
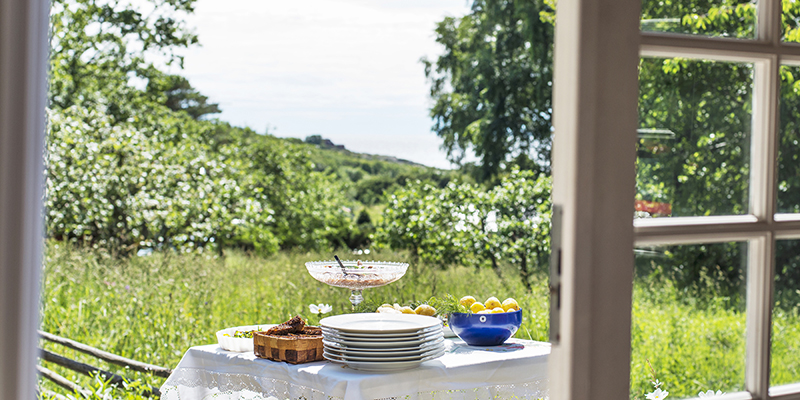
305;260;408;309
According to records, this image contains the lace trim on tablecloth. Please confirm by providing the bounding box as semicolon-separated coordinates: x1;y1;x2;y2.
160;367;548;400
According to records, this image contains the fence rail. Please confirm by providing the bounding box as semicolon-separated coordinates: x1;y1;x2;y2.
37;331;171;398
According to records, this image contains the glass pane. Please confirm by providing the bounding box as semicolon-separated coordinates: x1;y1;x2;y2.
631;242;747;399
784;0;800;42
778;66;800;213
772;240;800;387
637;58;752;218
641;0;755;39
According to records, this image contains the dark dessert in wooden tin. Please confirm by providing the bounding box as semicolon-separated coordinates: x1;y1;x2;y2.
253;316;323;364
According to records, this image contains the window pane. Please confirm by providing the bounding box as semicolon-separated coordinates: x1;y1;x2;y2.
631;242;747;399
641;0;755;39
777;66;800;213
772;240;800;387
784;0;800;42
637;59;752;218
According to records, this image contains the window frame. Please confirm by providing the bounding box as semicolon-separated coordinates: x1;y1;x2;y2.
0;0;49;398
638;1;800;399
550;0;800;399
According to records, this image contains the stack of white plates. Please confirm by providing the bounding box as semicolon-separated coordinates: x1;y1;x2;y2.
320;313;445;371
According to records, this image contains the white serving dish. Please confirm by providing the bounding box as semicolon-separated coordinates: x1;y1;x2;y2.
216;324;275;352
321;325;442;341
322;335;445;350
323;347;445;363
320;313;440;333
324;345;444;361
322;343;442;357
323;350;444;371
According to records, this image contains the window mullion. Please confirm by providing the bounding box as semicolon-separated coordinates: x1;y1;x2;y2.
748;0;781;395
746;235;776;400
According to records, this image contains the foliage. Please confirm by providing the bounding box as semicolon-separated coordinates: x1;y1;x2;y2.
375;169;551;288
38;243;549;397
38;244;800;399
45;104;361;255
423;0;554;181
144;69;221;120
49;0;198;122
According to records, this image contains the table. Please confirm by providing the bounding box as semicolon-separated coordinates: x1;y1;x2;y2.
160;338;550;400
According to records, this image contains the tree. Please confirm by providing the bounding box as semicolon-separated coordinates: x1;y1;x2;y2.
375;170;551;289
145;70;221;120
423;0;554;181
49;0;198;120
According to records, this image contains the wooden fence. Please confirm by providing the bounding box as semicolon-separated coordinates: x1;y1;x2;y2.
36;331;172;398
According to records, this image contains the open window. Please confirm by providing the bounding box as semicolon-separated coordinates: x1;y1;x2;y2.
551;0;800;399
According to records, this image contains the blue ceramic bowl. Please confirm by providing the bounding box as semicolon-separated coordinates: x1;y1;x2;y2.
449;309;522;346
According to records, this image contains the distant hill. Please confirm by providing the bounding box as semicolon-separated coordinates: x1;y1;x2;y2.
299;134;428;168
277;134;464;207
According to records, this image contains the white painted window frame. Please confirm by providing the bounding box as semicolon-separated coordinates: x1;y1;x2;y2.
639;1;800;399
0;0;50;399
551;0;800;399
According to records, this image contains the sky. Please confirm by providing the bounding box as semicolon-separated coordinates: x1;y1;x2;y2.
174;0;472;169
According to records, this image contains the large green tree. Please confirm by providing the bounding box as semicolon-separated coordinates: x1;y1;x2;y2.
423;0;554;181
45;0;361;255
49;0;198;120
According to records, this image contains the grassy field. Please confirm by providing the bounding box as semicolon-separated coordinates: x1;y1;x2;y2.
38;243;800;399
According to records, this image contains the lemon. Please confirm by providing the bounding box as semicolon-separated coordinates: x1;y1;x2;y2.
377;306;401;314
492;307;505;313
485;297;502;310
477;309;493;314
414;304;437;316
459;296;477;309
502;298;520;312
470;302;486;313
399;306;416;314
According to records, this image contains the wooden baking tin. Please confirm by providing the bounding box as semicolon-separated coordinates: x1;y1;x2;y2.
253;327;323;364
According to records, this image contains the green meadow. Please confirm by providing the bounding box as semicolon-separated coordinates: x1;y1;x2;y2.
38;243;800;399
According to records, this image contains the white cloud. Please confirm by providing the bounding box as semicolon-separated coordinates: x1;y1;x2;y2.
172;0;470;168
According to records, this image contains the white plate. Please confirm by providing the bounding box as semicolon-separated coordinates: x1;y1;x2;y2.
323;335;444;351
320;313;440;334
323;343;444;357
321;324;441;338
216;324;275;352
324;347;445;363
322;329;443;348
321;326;442;341
323;351;444;371
324;345;444;361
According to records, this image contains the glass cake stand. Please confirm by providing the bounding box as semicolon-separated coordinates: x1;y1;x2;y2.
305;260;409;309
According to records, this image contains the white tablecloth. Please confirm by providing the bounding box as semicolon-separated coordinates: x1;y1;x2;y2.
160;338;550;400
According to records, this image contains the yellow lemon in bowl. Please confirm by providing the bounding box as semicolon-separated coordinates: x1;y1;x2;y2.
502;298;520;312
470;302;486;313
485;297;502;310
459;296;476;309
414;304;437;316
399;306;416;314
477;309;493;314
491;307;505;313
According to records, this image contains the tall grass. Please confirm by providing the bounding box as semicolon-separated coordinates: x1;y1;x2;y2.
39;242;549;397
39;243;800;399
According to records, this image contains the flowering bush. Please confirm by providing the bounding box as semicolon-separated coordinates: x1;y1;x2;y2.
45;106;353;255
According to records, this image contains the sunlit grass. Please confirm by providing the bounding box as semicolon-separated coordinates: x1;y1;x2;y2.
39;243;800;399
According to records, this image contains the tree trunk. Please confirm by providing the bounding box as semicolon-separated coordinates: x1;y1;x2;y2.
519;253;532;292
489;251;500;276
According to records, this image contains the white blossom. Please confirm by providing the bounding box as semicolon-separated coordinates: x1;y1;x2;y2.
309;303;332;314
646;388;669;400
